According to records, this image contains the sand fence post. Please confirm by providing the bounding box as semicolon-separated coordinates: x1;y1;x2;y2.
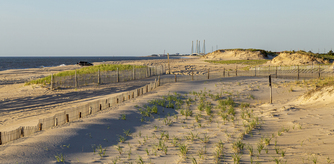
146;66;148;77
168;53;170;74
75;70;78;88
133;65;135;80
223;68;225;77
50;73;54;90
161;65;163;75
149;67;151;76
20;127;24;137
318;65;321;78
269;75;272;104
235;66;238;77
192;71;194;81
297;65;300;80
156;66;157;76
276;66;278;78
175;74;177;82
97;69;100;84
158;75;160;86
39;123;42;131
208;68;210;79
255;66;256;77
0;132;2;145
117;68;119;82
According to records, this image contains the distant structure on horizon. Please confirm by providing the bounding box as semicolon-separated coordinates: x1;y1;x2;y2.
191;40;206;56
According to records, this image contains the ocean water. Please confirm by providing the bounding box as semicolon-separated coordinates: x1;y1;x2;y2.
0;56;182;71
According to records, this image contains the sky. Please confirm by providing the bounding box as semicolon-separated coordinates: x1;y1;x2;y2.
0;0;333;56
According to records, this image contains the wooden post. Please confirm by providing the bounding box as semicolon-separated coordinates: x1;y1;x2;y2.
160;65;162;75
255;66;256;77
168;53;170;74
192;71;194;81
66;114;69;122
75;70;78;88
39;123;42;131
208;68;210;79
0;132;2;145
175;74;177;82
98;69;100;84
269;75;272;104
146;66;148;77
117;68;119;82
158;75;160;86
50;73;53;90
132;65;134;80
164;64;166;74
318;65;321;78
275;66;278;78
269;65;271;75
21;127;24;137
223;68;225;77
297;65;300;80
235;66;237;77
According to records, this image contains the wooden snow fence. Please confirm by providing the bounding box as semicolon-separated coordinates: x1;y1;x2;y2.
0;81;158;145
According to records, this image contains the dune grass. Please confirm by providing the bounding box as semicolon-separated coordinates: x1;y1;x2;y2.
205;60;269;66
25;64;147;85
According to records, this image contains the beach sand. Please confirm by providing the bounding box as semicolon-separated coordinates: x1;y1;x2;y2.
0;58;237;132
0;58;333;163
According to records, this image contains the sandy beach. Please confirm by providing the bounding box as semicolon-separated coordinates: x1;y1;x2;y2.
0;58;333;163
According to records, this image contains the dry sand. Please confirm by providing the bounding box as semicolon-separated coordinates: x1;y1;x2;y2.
0;58;239;132
1;58;334;163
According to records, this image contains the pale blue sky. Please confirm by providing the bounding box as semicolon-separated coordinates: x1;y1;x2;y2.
0;0;333;56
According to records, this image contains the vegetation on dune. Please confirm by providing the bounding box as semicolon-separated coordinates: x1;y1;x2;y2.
282;50;334;60
214;48;278;57
25;64;147;85
205;59;269;66
302;77;334;98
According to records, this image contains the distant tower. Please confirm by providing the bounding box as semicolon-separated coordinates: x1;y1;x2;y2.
203;40;206;54
191;41;194;54
199;41;201;53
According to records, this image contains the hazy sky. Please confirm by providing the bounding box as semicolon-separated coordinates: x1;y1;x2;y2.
0;0;333;56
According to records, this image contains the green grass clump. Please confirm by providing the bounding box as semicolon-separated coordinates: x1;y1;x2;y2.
205;59;269;66
218;97;235;107
232;140;245;153
25;64;147;85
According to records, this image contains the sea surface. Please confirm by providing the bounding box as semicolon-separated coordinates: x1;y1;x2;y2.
0;56;182;71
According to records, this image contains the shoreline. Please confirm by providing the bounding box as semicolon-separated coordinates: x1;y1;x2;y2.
0;56;187;72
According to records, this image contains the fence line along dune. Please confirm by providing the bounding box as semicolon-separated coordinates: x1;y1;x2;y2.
269;52;329;66
0;79;159;145
201;49;268;60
